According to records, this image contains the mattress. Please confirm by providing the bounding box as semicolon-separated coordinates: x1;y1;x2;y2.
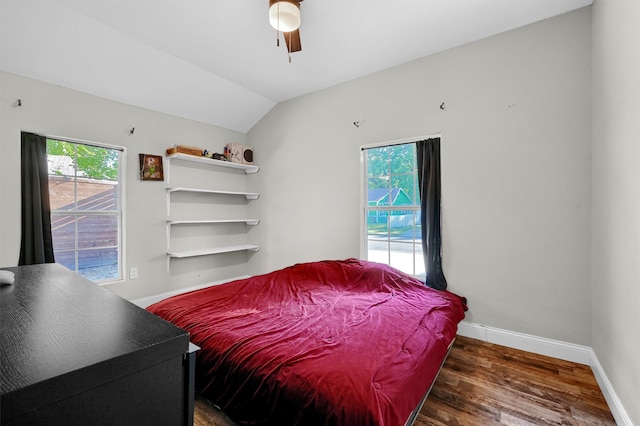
147;259;467;425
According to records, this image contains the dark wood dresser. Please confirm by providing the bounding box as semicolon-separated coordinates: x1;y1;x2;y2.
0;263;194;425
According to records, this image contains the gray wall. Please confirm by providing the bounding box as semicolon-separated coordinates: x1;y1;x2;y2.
0;71;251;300
591;0;640;424
248;8;593;345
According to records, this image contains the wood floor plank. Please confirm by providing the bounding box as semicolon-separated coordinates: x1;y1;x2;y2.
194;336;616;425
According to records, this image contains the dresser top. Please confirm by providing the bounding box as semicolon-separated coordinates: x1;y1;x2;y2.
1;263;189;399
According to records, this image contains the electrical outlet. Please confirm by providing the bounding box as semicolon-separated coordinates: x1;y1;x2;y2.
129;267;138;280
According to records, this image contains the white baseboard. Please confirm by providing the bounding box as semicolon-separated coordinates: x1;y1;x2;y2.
457;321;633;426
457;321;591;364
130;275;249;308
589;349;634;426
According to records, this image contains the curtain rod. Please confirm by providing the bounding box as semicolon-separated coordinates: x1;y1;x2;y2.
42;132;125;152
360;133;441;151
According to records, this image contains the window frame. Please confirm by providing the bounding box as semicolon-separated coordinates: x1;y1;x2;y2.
46;136;126;284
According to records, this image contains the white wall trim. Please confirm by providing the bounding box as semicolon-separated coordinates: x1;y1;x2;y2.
457;321;632;425
589;349;634;426
457;321;591;364
130;275;249;308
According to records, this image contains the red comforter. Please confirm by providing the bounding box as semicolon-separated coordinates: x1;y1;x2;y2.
147;259;467;426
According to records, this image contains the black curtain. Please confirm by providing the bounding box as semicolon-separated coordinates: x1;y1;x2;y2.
19;132;55;265
416;138;447;290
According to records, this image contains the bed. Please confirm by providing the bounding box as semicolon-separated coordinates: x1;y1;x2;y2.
147;258;467;426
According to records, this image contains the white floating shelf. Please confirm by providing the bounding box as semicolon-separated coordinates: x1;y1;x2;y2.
168;245;260;258
166;153;259;174
165;220;259;250
167;219;260;226
167;187;259;200
166;244;260;271
166;187;259;215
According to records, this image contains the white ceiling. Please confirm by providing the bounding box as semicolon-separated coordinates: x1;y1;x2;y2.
0;0;592;133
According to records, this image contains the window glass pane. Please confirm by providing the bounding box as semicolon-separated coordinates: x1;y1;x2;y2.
50;217;120;281
49;180;76;211
367;214;389;240
367;239;389;265
412;211;422;241
51;215;76;252
54;250;76;272
47;141;77;178
78;216;118;248
390;241;416;276
76;145;119;211
368;176;390;191
75;144;119;181
76;181;118;211
78;248;120;281
367;147;389;177
389;144;416;175
414;245;425;277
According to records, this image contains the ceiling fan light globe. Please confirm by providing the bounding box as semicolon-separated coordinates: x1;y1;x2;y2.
269;1;300;32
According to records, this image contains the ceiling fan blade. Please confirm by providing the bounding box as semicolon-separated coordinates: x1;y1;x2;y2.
284;28;302;53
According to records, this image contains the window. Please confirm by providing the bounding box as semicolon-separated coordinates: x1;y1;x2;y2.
47;138;123;282
363;142;424;277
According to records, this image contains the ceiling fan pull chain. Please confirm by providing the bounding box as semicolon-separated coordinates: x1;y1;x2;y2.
276;2;281;46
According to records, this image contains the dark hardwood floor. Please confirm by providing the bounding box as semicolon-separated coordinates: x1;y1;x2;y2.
194;336;616;426
417;336;615;425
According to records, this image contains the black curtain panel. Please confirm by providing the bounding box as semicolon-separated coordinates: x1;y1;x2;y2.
416;138;447;290
19;132;55;265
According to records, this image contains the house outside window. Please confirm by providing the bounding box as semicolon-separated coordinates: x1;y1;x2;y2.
363;142;424;277
47;138;123;283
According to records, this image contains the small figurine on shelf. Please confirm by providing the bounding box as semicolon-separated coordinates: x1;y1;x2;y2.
204;150;228;161
224;143;242;164
213;153;227;161
224;143;254;165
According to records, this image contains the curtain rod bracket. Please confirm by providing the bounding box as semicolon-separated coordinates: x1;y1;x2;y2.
439;102;445;110
353;119;366;128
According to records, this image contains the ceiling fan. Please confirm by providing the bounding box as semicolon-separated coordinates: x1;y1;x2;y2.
268;0;303;61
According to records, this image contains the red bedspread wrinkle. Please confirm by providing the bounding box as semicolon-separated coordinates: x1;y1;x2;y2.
147;259;467;426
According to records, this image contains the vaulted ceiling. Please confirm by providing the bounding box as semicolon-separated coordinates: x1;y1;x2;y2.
0;0;592;133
